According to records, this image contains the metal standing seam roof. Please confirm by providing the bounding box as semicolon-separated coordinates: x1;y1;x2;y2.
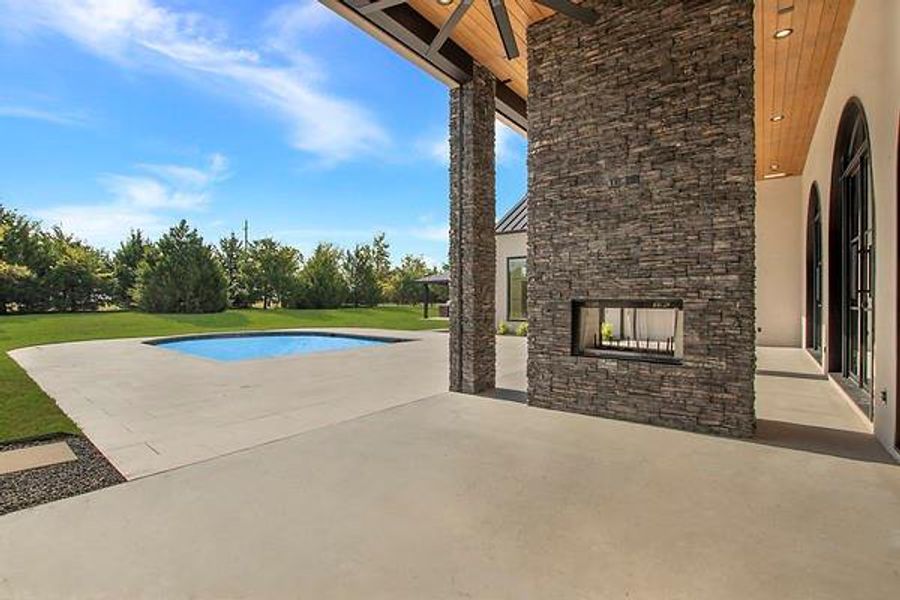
495;195;527;234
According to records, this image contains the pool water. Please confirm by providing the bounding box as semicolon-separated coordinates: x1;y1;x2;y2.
152;333;389;362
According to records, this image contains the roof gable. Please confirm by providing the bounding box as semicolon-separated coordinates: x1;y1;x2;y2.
496;195;527;234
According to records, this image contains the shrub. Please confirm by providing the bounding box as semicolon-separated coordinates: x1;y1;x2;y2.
0;261;33;313
136;220;227;313
43;236;113;311
516;322;528;337
0;206;54;311
601;321;614;341
497;322;510;335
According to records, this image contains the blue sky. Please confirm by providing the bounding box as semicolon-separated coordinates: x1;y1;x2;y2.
0;0;526;266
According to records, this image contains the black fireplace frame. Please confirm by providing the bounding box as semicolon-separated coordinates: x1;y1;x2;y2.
570;298;684;365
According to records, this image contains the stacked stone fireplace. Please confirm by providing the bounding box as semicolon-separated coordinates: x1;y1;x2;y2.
526;0;757;437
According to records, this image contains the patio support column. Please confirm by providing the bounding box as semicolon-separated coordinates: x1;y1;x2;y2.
448;62;496;394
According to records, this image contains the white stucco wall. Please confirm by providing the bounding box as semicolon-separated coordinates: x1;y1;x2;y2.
799;0;899;449
495;232;527;328
756;177;803;346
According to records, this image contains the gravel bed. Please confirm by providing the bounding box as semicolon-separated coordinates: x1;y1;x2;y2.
0;434;125;516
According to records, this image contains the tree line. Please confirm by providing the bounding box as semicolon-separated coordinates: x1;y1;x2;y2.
0;205;446;314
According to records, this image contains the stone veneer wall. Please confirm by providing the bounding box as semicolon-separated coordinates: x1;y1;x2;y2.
449;63;496;394
526;0;757;436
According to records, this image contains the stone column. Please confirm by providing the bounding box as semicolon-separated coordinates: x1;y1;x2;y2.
449;63;496;394
526;0;756;437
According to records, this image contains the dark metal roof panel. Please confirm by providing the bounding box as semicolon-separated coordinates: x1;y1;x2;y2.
495;195;527;234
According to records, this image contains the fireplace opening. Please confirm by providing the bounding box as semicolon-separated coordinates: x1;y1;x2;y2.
572;299;684;363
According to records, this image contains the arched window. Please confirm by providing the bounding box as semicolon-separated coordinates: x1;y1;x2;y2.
827;99;874;418
805;184;823;358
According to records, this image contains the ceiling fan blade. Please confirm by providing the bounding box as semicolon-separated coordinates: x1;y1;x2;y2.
358;0;407;15
489;0;520;60
426;0;475;58
533;0;599;25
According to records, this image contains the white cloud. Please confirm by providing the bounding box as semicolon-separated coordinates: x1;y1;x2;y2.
137;152;229;188
0;0;388;163
264;1;338;57
417;133;450;165
495;121;523;165
35;204;166;248
0;104;87;126
100;175;209;211
417;120;524;167
421;255;444;270
408;213;448;242
35;153;228;247
410;225;448;242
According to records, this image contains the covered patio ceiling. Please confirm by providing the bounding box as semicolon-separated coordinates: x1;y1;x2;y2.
323;0;854;180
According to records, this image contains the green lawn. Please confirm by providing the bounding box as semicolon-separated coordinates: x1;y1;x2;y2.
0;306;442;443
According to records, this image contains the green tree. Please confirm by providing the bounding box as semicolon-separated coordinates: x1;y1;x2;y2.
43;230;113;312
136;220;227;313
371;232;392;299
112;229;150;307
0;219;33;313
0;205;53;310
216;232;252;308
0;206;53;275
0;261;32;313
1;207;111;312
390;254;430;305
245;238;301;309
343;243;380;307
295;242;347;309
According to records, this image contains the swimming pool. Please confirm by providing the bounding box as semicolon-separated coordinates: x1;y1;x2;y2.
149;332;394;362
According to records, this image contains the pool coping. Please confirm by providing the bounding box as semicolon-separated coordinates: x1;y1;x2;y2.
143;329;416;347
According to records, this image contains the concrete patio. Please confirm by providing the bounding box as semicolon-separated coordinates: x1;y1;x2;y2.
1;339;898;598
10;329;526;479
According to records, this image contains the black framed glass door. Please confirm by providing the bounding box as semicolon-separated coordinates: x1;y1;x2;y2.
811;193;823;352
841;143;873;392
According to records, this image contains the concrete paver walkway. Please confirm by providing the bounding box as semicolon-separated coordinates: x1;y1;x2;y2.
0;342;897;598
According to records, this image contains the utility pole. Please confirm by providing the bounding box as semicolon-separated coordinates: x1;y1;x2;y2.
243;220;249;248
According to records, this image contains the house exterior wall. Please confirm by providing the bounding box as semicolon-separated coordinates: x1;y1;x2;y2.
799;0;899;450
495;231;527;328
756;177;803;347
526;0;757;436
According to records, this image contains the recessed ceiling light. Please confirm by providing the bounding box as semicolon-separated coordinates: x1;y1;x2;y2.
770;163;780;170
764;172;788;179
437;0;454;5
774;28;794;39
770;114;785;122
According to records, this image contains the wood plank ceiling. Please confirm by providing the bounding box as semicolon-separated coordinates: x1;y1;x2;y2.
349;0;855;181
754;0;854;180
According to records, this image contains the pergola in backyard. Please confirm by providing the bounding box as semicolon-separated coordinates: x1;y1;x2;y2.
322;0;856;436
414;271;450;319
